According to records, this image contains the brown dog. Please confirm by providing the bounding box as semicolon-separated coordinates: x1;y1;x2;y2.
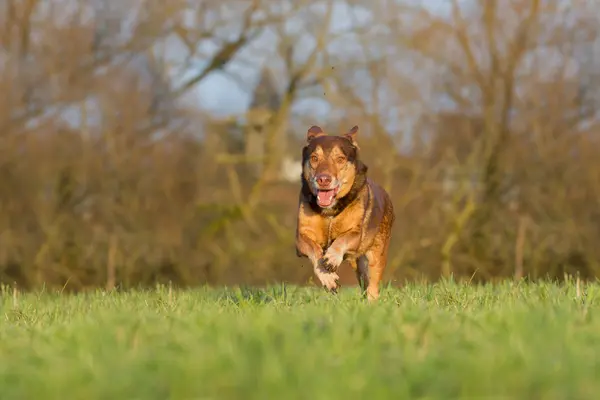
295;125;395;301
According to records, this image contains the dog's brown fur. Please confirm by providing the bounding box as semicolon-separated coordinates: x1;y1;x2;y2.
295;125;395;301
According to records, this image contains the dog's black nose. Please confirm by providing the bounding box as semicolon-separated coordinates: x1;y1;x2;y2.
315;174;332;187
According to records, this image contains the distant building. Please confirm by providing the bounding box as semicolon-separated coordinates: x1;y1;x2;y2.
205;67;302;183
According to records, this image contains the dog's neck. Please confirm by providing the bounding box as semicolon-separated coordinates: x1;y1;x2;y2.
301;172;368;217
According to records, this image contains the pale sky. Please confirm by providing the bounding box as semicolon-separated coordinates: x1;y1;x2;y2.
176;0;451;119
42;0;452;145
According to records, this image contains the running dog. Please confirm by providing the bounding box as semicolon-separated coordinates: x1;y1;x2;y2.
295;125;395;301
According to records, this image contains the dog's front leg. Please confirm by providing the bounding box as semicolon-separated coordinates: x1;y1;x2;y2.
296;233;340;292
319;231;361;273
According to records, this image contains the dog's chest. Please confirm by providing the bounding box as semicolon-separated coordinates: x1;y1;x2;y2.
323;210;362;244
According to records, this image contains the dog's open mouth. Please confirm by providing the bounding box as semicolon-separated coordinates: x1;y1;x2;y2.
316;187;339;208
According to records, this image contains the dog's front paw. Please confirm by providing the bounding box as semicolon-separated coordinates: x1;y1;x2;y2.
318;249;344;273
317;257;335;273
314;268;340;293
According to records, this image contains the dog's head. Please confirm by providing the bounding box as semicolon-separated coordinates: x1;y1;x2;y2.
301;125;368;209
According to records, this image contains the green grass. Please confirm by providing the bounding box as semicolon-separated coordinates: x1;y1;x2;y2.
0;280;599;399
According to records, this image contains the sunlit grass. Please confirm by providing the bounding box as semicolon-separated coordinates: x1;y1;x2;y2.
0;280;598;399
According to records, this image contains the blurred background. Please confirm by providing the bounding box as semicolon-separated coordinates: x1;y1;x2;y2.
1;0;599;291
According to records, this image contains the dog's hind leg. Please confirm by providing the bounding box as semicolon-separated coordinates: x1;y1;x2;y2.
365;237;390;302
355;255;370;297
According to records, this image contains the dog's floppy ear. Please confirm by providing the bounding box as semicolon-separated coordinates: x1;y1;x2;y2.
307;125;326;142
343;125;360;149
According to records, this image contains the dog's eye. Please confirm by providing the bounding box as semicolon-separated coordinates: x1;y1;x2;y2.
336;157;346;164
310;155;318;163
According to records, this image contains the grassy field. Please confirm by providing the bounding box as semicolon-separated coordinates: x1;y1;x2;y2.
0;280;599;399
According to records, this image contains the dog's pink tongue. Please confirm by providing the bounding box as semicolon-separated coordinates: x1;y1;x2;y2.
317;190;335;207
